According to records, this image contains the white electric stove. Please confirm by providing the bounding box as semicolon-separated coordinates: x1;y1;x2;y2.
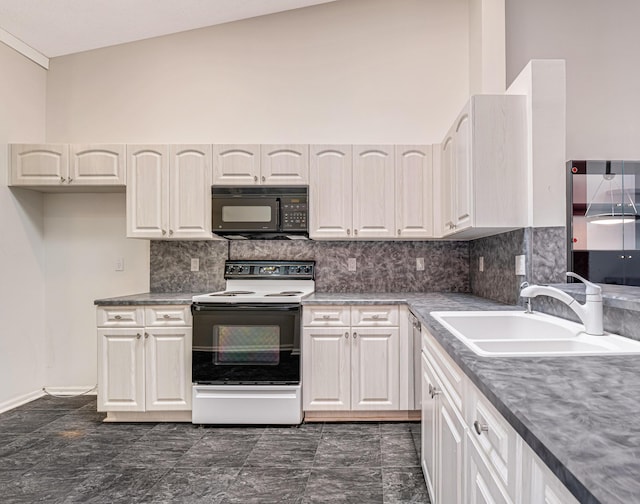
191;260;315;425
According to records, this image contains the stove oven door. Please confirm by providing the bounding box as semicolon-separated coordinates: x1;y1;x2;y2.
191;303;300;385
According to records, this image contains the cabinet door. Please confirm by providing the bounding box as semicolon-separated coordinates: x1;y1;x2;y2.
169;144;212;240
466;432;512;504
10;144;69;186
302;327;350;410
97;328;145;412
145;327;192;411
309;145;353;239
69;144;125;186
454;112;473;231
126;145;169;239
351;327;399;410
438;385;467;504
396;145;434;238
421;353;438;503
261;144;309;185
212;144;260;185
352;145;395;238
440;136;456;236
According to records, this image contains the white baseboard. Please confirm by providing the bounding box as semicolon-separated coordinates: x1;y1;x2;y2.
0;389;45;414
42;385;97;396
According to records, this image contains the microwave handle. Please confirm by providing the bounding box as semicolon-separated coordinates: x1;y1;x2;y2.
276;198;281;230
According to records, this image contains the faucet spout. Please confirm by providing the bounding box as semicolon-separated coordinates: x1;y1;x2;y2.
519;272;603;335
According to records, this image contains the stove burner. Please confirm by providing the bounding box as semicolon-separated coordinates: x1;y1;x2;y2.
264;290;304;297
209;290;255;297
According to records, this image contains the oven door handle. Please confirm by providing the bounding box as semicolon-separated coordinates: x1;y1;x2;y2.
192;303;300;312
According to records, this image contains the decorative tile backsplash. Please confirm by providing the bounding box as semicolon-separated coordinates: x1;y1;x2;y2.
150;239;470;293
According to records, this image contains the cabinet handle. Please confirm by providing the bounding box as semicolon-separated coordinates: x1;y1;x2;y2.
163;314;170;319
346;229;351;236
114;315;122;320
322;314;330;319
372;314;380;320
261;176;265;182
162;230;167;236
136;333;141;339
67;177;73;184
345;332;349;339
144;332;149;339
354;229;358;236
169;229;173;236
353;332;357;339
473;420;489;435
429;383;440;399
254;175;258;182
397;229;401;235
59;176;66;183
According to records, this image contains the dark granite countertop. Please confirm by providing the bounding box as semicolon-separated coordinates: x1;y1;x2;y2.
94;292;198;305
96;290;637;503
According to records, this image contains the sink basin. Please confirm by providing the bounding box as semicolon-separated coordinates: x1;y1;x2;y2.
430;311;640;357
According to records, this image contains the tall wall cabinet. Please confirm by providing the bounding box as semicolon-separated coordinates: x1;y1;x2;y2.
439;95;527;238
309;145;433;240
126;144;212;240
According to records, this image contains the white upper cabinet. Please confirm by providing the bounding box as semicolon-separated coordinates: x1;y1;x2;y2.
261;144;309;185
11;144;125;188
396;145;434;238
353;145;395;239
70;144;126;185
127;144;212;240
439;95;527;238
212;144;260;185
309;145;353;239
212;144;308;185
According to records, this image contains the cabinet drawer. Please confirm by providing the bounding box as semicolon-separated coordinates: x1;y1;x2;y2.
421;327;464;412
351;305;399;326
97;306;144;327
145;305;192;326
466;383;519;501
303;305;351;326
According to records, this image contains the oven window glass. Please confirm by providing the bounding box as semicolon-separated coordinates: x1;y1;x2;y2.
222;206;272;223
215;325;280;365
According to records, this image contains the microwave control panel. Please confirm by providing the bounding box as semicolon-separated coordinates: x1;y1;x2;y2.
281;197;307;231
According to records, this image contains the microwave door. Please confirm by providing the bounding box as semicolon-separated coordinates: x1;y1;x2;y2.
213;198;279;232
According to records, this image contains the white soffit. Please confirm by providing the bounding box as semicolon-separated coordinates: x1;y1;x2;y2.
0;0;337;68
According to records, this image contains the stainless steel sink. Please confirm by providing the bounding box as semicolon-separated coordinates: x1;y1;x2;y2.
430;311;640;357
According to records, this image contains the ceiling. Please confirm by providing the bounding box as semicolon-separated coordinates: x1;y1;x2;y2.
0;0;337;59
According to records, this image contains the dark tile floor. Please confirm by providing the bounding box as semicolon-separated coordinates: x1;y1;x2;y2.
0;396;430;503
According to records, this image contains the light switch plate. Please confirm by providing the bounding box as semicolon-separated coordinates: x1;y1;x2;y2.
515;255;526;276
115;257;124;271
479;256;484;272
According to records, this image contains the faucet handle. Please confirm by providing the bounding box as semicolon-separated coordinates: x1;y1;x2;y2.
566;272;602;296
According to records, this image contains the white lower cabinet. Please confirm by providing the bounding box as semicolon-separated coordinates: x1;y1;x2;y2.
421;325;578;504
302;305;402;412
97;305;192;416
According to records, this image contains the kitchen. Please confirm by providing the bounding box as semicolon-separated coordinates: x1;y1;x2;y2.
2;0;640;503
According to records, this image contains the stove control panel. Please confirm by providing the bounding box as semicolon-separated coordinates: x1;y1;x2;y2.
224;260;315;280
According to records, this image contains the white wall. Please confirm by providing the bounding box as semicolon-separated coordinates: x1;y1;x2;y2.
506;0;640;159
0;43;47;410
45;0;469;144
43;194;149;390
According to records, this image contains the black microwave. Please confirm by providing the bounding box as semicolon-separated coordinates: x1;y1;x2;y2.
212;186;308;238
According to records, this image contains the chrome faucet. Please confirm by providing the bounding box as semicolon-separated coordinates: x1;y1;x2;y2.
519;272;604;335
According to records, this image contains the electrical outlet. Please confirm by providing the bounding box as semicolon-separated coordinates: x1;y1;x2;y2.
115;257;124;272
416;257;425;271
191;258;200;272
347;258;357;272
479;256;484;272
515;255;526;276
